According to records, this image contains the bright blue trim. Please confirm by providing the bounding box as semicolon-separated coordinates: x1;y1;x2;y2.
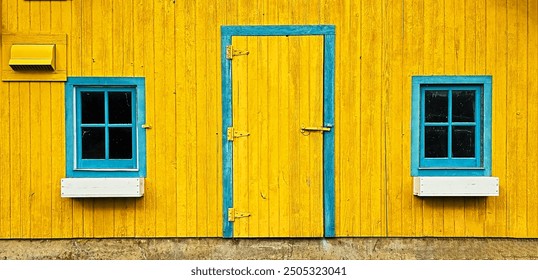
323;34;336;238
411;76;492;176
221;35;233;238
65;77;146;178
221;25;335;36
221;25;336;238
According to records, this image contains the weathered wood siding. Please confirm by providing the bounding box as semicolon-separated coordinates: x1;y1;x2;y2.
0;0;536;238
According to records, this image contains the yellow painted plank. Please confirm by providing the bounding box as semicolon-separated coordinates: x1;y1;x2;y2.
185;0;198;236
20;82;31;238
9;83;21;238
39;83;53;238
205;0;220;237
278;36;290;237
491;0;508;237
29;83;42;238
141;0;156;237
246;36;260;237
174;0;188;237
287;36;302;236
195;0;209;237
386;0;404;237
526;0;538;237
1;0;7;31
267;36;280;237
122;0;135;76
514;0;529;237
412;0;425;236
0;81;11;238
164;0;177;237
337;0;360;236
483;0;498;236
360;0;383;236
297;35;311;236
152;0;168;237
308;36;324;237
257;36;270;237
506;0;519;237
91;0;104;75
184;0;198;237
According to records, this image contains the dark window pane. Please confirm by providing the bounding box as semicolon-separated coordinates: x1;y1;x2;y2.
452;90;475;122
425;90;448;122
81;92;105;124
81;127;105;159
425;126;448;158
109;128;133;159
109;91;132;124
452;126;475;158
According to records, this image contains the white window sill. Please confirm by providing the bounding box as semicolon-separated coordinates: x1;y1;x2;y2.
61;178;145;198
413;176;499;197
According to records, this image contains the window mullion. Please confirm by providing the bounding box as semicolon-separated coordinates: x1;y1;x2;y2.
448;89;453;160
475;88;482;166
104;90;110;160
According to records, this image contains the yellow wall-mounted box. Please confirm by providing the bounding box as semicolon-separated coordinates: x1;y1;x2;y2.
2;34;66;81
9;44;56;71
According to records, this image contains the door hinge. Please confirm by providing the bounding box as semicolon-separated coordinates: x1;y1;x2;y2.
227;127;250;141
226;45;249;60
228;208;251;222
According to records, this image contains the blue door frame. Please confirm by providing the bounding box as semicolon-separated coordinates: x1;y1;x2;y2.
221;25;336;238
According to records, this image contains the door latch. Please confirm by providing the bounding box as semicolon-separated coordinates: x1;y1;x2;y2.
228;208;251;222
300;126;332;133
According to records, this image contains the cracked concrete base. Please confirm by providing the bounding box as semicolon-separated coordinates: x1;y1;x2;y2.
1;238;538;260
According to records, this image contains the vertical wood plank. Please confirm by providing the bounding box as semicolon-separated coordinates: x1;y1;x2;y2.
142;0;156;237
0;82;11;238
175;0;188;237
514;0;528;237
164;0;177;237
29;82;42;238
195;0;208;236
184;0;197;237
152;0;167;237
526;0;538;238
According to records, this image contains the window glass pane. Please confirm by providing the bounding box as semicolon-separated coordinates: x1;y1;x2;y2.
109;128;133;159
452;90;475;122
81;127;105;159
81;92;105;124
425;90;448;122
108;91;132;124
425;126;448;158
452;126;475;158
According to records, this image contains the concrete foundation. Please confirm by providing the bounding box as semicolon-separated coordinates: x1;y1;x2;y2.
1;238;538;260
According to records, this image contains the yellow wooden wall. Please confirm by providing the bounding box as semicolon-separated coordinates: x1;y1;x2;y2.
0;0;536;238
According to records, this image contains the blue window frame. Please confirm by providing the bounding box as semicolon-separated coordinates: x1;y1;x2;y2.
65;77;146;178
411;76;492;176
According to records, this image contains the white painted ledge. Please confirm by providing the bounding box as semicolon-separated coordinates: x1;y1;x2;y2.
61;178;144;198
413;176;499;197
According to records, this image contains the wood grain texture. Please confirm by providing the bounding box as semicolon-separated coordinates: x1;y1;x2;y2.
0;0;536;238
